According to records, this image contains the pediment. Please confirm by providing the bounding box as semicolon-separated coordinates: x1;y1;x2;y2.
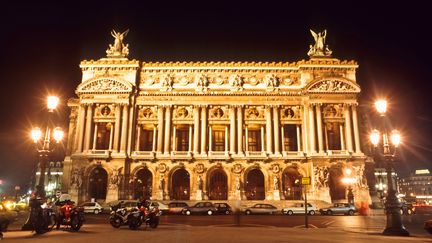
306;78;360;93
77;78;133;94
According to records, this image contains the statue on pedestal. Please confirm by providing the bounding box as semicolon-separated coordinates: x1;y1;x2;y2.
308;29;332;57
106;29;130;58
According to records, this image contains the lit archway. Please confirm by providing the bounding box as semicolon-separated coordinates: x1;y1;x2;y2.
133;168;153;200
282;166;302;200
208;169;228;200
329;165;346;201
245;169;265;200
171;168;190;200
88;167;108;201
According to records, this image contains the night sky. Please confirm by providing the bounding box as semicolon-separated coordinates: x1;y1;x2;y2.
0;1;431;193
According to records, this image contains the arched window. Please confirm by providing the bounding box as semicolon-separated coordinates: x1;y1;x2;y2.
282;167;302;200
245;169;265;200
133;168;152;200
171;169;190;200
208;169;228;200
89;167;108;200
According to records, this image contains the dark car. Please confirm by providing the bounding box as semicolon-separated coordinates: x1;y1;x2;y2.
214;203;232;215
424;219;432;234
182;202;217;215
243;204;278;215
319;203;357;215
168;202;189;214
0;203;18;236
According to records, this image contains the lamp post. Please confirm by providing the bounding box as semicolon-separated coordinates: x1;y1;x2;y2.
22;96;64;230
369;99;409;236
342;168;356;205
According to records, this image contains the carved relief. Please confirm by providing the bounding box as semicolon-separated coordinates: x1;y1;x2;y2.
81;79;130;93
247;76;259;86
174;106;193;119
314;166;329;189
160;75;173;91
95;104;115;118
309;80;356;92
271;164;280;174
245;107;264;120
178;76;190;86
194;74;209;92
209;106;229;119
194;163;206;174
280;106;301;119
138;106;157;120
229;74;243;91
231;163;244;174
157;163;168;173
323;104;343;118
263;74;279;90
109;167;122;189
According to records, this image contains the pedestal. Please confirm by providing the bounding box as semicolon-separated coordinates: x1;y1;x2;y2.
196;190;203;200
273;190;280;200
156;191;164;200
69;187;79;203
106;187;119;203
315;187;332;203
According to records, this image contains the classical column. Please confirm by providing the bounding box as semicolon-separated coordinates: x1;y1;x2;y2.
109;123;114;150
245;126;249;154
208;125;213;152
225;126;229;155
188;125;192;152
135;125;141;151
261;125;265;153
172;126;177;152
230;106;236;154
273;106;280;155
200;106;207;155
352;104;362;153
77;105;86;152
296;125;301;152
340;124;346;151
157;106;164;153
302;105;308;153
237;106;243;154
281;125;286;154
152;125;157;152
193;106;200;154
308;104;316;154
316;104;324;153
265;106;273;154
164;106;172;154
84;104;93;151
344;104;353;152
113;104;121;152
92;123;98;149
120;105;129;152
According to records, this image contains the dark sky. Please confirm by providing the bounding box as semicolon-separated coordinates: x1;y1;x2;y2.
0;1;431;192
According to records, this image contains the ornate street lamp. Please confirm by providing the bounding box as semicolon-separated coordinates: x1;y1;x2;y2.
22;96;64;230
369;99;409;236
342;168;356;205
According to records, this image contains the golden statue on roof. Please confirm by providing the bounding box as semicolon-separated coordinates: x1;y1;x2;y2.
106;29;130;58
308;29;332;57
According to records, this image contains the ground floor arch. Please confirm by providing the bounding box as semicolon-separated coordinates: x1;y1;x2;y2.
282;166;302;200
88;167;108;201
245;168;265;200
208;168;228;200
171;168;190;200
329;165;346;201
133;168;153;200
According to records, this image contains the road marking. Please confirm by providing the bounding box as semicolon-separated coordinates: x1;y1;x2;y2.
322;220;335;226
293;224;318;228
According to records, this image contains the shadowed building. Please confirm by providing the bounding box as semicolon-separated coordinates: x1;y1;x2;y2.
62;30;371;206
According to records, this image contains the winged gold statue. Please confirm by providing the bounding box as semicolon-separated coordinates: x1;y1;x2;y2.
308;29;332;57
106;29;130;58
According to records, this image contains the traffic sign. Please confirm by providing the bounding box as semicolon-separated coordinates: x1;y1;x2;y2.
301;177;311;185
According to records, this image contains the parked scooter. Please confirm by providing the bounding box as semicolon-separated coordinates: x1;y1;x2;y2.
54;200;85;231
109;201;142;230
138;200;161;229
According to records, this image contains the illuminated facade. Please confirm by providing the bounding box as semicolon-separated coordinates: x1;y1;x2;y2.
63;30;371;205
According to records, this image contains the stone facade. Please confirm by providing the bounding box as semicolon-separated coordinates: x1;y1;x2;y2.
63;31;371;206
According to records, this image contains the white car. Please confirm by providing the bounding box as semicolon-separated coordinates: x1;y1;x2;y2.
80;202;103;214
150;201;169;214
282;203;317;215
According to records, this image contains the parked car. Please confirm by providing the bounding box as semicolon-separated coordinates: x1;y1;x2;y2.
282;203;317;215
214;203;232;215
424;219;432;234
80;202;103;214
319;203;357;215
168;202;189;214
107;200;139;212
243;204;278;215
149;201;169;214
0;203;18;234
182;202;217;215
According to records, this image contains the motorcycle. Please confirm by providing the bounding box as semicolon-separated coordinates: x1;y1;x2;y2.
109;202;142;230
55;200;85;231
138;201;161;229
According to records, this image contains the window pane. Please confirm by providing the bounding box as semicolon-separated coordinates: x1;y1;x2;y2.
212;129;225;151
283;125;298;151
139;128;153;151
248;129;261;151
176;128;189;151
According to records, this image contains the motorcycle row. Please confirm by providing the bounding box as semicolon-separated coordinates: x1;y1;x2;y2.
29;198;160;234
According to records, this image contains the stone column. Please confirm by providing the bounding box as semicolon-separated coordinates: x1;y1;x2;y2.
109;123;114;150
344;105;353;152
296;125;301;152
200;106;207;155
281;125;286;154
237;106;244;155
308;104;316;154
120;105;129;152
157;106;164;153
84;104;93;151
245;126;249;154
225;126;229;155
208;126;212;152
76;105;86;153
273;106;281;155
172;126;177;152
188;125;192;152
261;125;265;153
316;104;324;153
92;123;98;149
230;106;236;154
135;125;141;151
340;124;346;151
164;106;172;154
152;125;157;152
193;106;200;154
113;104;121;152
265;106;273;154
352;104;362;153
302;105;309;153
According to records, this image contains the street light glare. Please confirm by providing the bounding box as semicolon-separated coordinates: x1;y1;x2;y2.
31;127;42;142
391;130;401;147
375;100;387;114
47;96;59;111
53;127;64;142
370;129;380;146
